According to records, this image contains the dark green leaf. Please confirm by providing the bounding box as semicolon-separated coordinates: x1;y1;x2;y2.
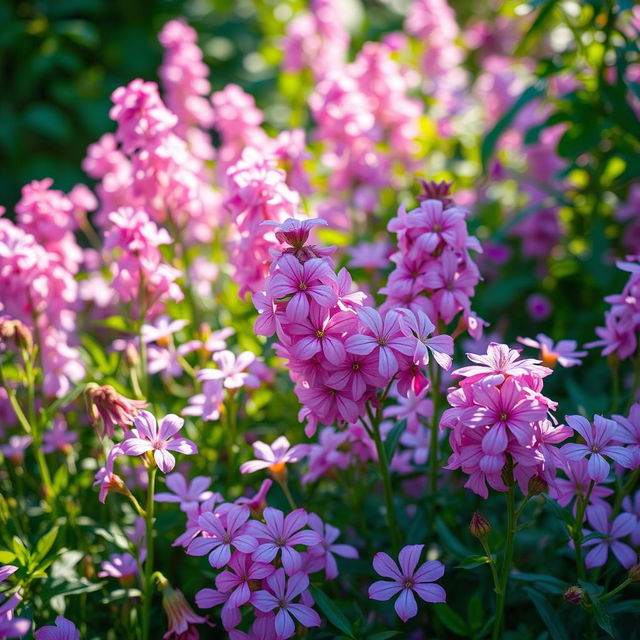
456;554;492;570
34;527;59;562
524;587;569;640
514;0;559;57
384;419;407;461
435;518;472;560
579;581;614;637
369;633;400;640
433;603;469;636
511;572;567;595
309;586;355;639
467;593;484;632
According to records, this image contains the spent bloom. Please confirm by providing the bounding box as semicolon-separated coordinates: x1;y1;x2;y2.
517;334;587;368
85;383;147;439
34;617;79;640
160;583;208;640
369;544;446;622
119;410;198;473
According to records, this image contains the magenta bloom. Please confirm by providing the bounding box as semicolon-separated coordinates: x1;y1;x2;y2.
307;513;359;580
239;436;308;475
269;254;337;321
517;334;587;368
251;569;320;639
250;508;321;575
397;308;454;370
346;307;414;378
582;504;637;569
187;505;258;568
325;351;385;400
562;415;634;482
369;545;446;622
120;410;197;473
34;616;79;640
215;552;274;607
154;473;214;511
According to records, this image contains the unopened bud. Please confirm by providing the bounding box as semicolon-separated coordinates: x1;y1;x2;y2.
629;562;640;582
416;179;455;209
84;382;146;438
13;322;33;354
527;475;548;496
563;586;584;605
125;343;139;367
469;512;491;539
0;317;16;345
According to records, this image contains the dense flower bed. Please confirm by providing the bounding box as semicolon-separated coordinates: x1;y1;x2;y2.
1;2;640;639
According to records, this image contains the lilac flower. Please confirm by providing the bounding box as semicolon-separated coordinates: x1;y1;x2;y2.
307;513;358;580
517;334;587;368
622;491;640;546
42;417;77;454
251;508;321;575
187;505;258;568
208;350;260;389
550;459;614;513
251;569;320;639
562;414;634;482
34;616;79;640
240;436;309;475
120;410;197;473
154;473;215;511
368;544;446;622
0;435;32;463
613;403;640;469
582;504;637;569
98;553;138;579
215;552;274;607
0;565;30;639
195;585;241;631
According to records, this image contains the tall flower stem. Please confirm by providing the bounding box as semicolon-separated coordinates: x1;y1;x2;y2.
141;465;157;640
428;363;442;497
492;485;516;640
572;480;595;582
368;392;401;554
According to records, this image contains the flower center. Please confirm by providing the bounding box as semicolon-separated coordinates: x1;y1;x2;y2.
352;363;360;371
275;537;287;547
377;337;388;346
315;329;325;338
298;283;308;291
433;224;442;232
500;412;508;422
403;579;414;589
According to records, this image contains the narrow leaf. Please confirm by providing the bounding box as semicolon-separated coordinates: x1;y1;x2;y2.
309;586;355;639
524;587;570;640
384;419;407;461
433;603;469;636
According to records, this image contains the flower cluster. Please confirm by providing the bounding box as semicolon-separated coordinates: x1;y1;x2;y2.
382;183;485;338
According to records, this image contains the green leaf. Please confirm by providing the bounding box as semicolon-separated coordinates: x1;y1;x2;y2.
511;572;566;595
0;550;16;563
11;536;29;565
308;586;355;638
481;81;547;173
369;633;400;640
544;496;573;526
34;527;59;562
456;555;492;570
524;587;569;640
384;419;407;461
606;599;640;615
433;603;469;636
435;518;472;559
579;581;614;637
467;593;484;633
41;578;105;599
44;383;84;420
514;0;559;56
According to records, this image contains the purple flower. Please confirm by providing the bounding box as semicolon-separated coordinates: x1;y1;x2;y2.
622;490;640;546
613;403;640;469
154;473;215;511
517;334;587;368
250;508;321;575
98;553;138;579
368;544;446;622
562;415;634;482
34;616;79;640
120;410;197;473
307;513;358;580
187;505;258;568
251;569;320;639
215;552;274;607
240;437;308;475
582;504;637;569
0;565;30;639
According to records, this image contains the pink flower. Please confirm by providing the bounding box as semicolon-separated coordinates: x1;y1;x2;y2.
582;504;637;569
240;436;309;475
250;508;321;575
562;415;634;482
251;570;320;639
187;505;258;568
302;428;351;483
397;308;454;369
325;351;385;400
345;307;415;378
120;410;198;473
160;584;208;640
307;513;358;579
270;255;337;321
550;459;614;512
368;545;446;622
622;491;640;545
215;552;274;607
85;383;148;439
1;435;32;463
98;553;138;579
42;417;77;454
34;616;79;640
348;240;390;270
517;334;586;368
154;473;214;511
209;350;260;390
384;387;433;434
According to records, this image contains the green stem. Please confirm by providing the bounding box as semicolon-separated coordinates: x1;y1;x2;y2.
600;578;632;602
479;538;500;596
573;481;595;582
141;465;157;640
429;364;442;498
276;478;297;510
370;402;401;554
492;486;516;640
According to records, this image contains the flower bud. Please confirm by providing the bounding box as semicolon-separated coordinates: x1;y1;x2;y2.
527;475;548;496
416;179;455;209
85;383;146;438
125;343;139;367
13;322;33;355
469;512;491;539
161;583;207;638
629;562;640;582
563;586;584;605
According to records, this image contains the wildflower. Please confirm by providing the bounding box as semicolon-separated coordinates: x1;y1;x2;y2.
613;403;640;469
120;411;198;473
34;617;79;640
368;544;446;622
98;553;138;579
240;437;309;476
154;473;214;511
550;459;614;512
93;445;128;504
251;569;320;639
160;583;208;640
0;565;30;639
0;435;32;464
215;552;274;607
208;350;261;390
306;513;358;580
517;334;586;368
250;508;321;575
85;383;147;439
187;505;258;568
582;504;637;569
42;417;77;454
397;308;454;370
236;479;273;518
562;415;634;482
469;512;491;539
